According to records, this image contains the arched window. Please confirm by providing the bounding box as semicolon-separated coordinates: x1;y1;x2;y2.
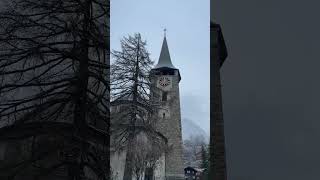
162;92;168;101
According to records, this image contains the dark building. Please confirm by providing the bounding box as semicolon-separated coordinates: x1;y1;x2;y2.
210;22;228;180
184;166;206;180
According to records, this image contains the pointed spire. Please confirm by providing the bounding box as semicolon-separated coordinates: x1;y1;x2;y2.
153;32;176;69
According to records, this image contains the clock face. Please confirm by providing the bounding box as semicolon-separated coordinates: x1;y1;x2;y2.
159;76;171;87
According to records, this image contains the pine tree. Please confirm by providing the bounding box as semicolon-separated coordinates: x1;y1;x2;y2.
201;144;209;169
111;33;166;180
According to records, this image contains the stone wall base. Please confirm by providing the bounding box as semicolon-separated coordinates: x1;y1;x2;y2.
165;174;185;180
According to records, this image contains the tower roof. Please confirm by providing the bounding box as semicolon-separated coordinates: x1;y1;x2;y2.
153;36;177;69
211;22;228;67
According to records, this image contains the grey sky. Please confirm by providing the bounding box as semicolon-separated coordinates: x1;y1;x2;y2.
111;0;210;133
213;0;320;179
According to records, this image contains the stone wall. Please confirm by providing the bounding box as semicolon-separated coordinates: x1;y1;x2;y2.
210;23;228;180
150;70;185;180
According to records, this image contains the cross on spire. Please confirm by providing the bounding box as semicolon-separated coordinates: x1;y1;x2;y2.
153;30;176;69
152;29;181;81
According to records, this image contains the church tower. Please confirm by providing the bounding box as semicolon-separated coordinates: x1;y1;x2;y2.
150;34;185;180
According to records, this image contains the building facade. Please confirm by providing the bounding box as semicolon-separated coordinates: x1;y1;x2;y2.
210;22;228;180
150;35;185;180
184;166;206;180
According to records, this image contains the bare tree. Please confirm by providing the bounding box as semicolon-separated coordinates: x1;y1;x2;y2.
110;33;166;180
131;132;167;180
132;135;147;180
0;0;110;179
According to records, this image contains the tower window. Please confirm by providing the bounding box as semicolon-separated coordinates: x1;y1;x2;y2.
162;92;168;101
163;113;165;118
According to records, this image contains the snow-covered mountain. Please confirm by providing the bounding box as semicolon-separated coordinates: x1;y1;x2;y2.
181;118;209;144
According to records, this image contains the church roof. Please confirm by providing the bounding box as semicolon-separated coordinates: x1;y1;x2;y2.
153;36;177;69
110;93;147;106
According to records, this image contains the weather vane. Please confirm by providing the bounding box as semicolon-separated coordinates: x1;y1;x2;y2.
164;28;167;37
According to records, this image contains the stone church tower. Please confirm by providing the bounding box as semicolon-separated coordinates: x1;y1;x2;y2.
150;35;185;180
210;22;228;180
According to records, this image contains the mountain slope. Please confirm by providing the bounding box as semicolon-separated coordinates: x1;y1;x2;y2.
181;118;209;143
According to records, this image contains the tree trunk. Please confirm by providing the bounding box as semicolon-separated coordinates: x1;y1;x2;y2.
123;34;141;180
72;0;91;178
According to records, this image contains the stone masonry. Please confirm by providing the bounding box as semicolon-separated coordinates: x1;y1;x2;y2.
210;22;228;180
150;71;185;180
150;35;185;180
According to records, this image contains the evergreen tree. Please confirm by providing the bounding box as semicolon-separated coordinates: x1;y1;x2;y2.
201;144;209;169
200;144;209;180
111;33;166;180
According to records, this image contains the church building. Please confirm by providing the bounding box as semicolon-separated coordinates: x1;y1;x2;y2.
110;34;185;180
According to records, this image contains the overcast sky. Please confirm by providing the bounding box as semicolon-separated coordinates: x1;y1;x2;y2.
213;0;320;179
111;0;210;133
